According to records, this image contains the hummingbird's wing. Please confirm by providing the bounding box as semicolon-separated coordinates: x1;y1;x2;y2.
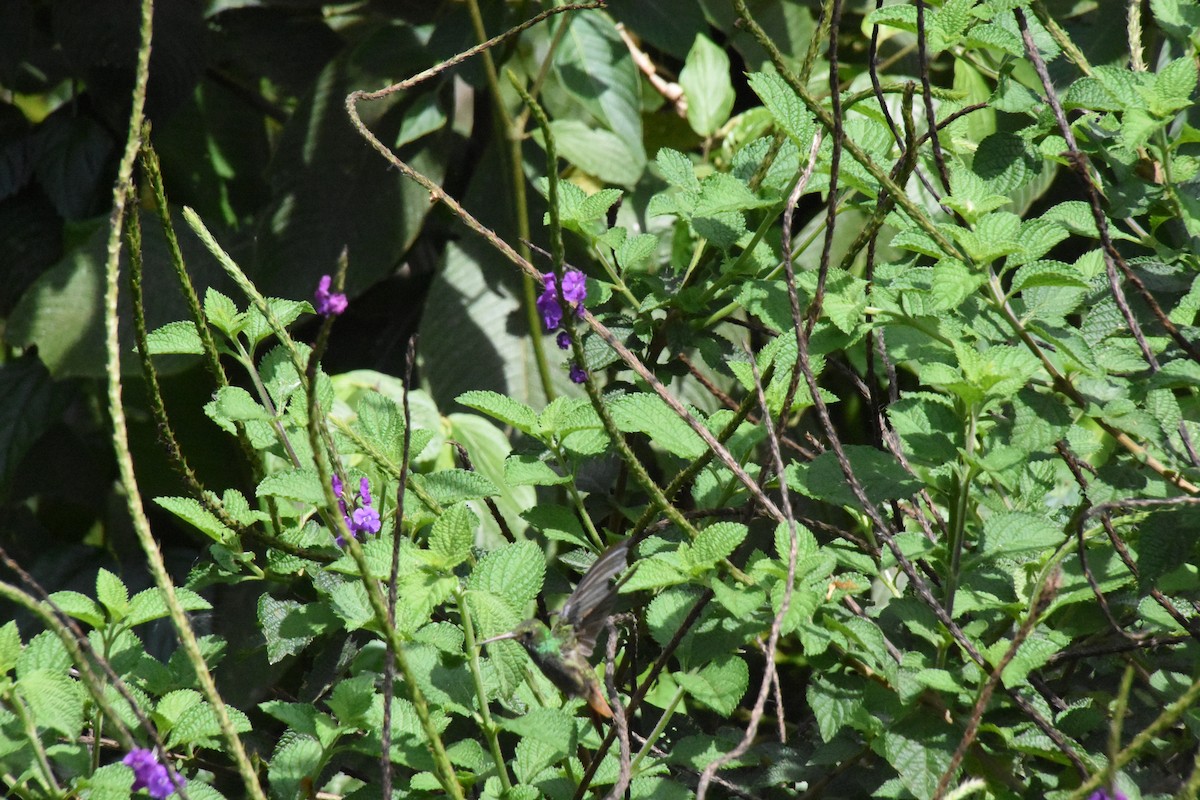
557;540;631;659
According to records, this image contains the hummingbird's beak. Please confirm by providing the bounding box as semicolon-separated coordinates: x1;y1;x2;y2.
476;631;519;647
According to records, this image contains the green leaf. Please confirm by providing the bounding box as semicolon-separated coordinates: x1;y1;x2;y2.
395;91;447;148
469;541;544;611
167;698;252;748
974;512;1065;564
94;569;129;623
679;35;735;137
416;469;499;505
144;320;204;355
655;147;700;191
256;468;325;506
428;502;477;569
504;453;571;488
791;446;922;507
46;591;105;628
674;655;748;715
212;385;270;422
689;522;748;571
553;10;646;182
154;496;235;544
1010;260;1091;292
545;120;646;188
204;288;242;337
878;716;958;800
456;390;538;435
328;674;377;728
522;504;591;547
608;393;707;458
16;631;72;677
267;735;323;800
0;621;22;674
17;670;85;736
257;595;337;664
127;587;212;627
808;673;871;742
973;132;1041;193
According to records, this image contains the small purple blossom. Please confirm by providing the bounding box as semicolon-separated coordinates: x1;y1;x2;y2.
314;274;348;317
122;748;183;799
1088;791;1128;800
358;477;372;506
569;363;588;384
351;506;381;535
536;269;587;332
556;331;571;350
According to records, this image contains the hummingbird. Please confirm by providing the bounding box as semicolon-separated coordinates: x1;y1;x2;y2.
479;541;631;718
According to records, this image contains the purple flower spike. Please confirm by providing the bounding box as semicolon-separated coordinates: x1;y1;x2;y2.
569;363;588;384
314;274;348;317
556;331;571;350
331;474;344;499
358;477;372;506
122;747;184;799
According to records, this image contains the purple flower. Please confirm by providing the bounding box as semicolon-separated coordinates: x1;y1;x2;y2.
351;506;381;535
535;269;587;332
561;269;587;304
536;277;563;331
569;363;588;384
556;331;571;350
122;748;184;798
330;475;381;544
314;274;348;317
1088;791;1128;800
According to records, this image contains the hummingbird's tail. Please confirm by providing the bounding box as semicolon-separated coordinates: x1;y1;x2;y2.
584;680;614;719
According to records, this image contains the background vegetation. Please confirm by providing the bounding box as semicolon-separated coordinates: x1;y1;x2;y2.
1;0;1199;798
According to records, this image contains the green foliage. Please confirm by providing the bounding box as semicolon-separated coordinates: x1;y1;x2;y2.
4;0;1200;798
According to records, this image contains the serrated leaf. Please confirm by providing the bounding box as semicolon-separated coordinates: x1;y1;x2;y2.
655;147;699;191
458;390;538;434
689;523;747;571
522;504;590;547
0;622;21;674
212;385;270;422
167;699;251;748
417;469;499;505
267;734;323;800
674;655;748;715
608;393;706;458
95;569;129;622
256;468;325;505
203;288;242;336
144;320;204;355
975;512;1065;563
808;673;870;742
46;591;105;628
428;503;477;569
127;587;212;627
504;453;571;488
154;496;235;543
469;541;544;610
879;716;958;800
258;595;337;664
17;670;84;736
